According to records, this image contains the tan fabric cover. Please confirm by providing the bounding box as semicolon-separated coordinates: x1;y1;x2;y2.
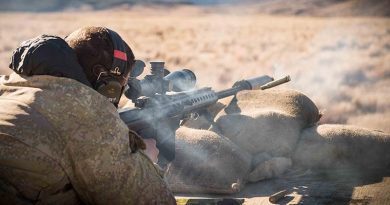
293;124;390;169
216;109;301;156
211;88;321;184
166;127;251;194
215;88;319;156
221;88;321;127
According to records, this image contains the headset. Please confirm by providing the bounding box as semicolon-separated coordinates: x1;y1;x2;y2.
94;28;129;107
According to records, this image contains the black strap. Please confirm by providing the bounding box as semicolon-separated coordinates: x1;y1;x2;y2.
106;28;127;76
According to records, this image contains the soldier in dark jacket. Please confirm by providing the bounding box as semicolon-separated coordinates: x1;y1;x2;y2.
0;26;175;205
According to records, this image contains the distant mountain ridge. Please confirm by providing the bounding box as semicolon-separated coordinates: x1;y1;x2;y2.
0;0;389;17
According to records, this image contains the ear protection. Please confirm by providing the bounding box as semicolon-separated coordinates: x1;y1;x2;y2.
94;28;128;107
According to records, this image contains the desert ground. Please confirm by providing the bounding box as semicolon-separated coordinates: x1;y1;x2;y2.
0;1;389;204
0;4;389;133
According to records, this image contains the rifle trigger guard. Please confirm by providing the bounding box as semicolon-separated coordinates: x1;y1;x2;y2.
190;112;199;120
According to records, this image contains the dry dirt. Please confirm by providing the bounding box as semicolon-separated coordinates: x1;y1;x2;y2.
0;5;389;133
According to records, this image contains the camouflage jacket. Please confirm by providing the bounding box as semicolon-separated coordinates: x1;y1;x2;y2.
0;73;176;205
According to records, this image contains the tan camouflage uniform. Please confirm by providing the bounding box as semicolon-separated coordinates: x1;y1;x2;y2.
0;73;176;205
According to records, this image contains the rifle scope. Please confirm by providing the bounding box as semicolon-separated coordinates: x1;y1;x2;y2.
125;61;197;101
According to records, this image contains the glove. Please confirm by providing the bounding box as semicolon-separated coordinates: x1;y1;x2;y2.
128;130;146;153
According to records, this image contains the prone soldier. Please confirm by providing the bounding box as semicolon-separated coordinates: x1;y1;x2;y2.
0;26;175;205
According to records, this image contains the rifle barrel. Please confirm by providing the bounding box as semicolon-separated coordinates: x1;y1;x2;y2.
216;87;243;99
260;75;291;90
216;75;290;99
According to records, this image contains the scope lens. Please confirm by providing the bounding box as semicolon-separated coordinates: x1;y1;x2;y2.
164;69;196;92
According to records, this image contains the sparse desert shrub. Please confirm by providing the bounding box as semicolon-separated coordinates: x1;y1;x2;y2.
0;12;388;135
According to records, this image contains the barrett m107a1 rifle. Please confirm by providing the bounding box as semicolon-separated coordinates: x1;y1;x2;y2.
119;61;290;166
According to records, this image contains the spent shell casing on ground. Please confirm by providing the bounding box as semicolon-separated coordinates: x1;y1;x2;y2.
269;189;288;203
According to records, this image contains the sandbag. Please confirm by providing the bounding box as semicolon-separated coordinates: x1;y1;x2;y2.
216;109;301;156
247;157;292;182
166;127;251;194
293;124;390;170
218;88;321;128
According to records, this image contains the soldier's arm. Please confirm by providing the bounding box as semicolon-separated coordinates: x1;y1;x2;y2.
42;81;175;205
